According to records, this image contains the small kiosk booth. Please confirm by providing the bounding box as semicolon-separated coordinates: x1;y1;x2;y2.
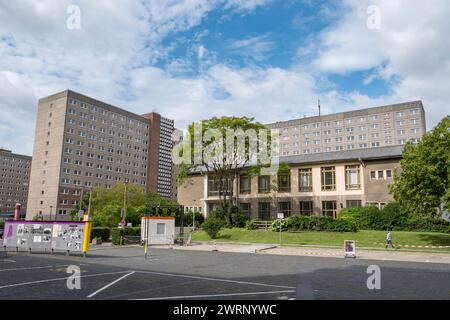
141;216;175;245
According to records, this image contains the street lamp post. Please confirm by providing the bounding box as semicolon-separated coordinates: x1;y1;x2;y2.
144;206;149;260
87;187;93;221
121;182;128;227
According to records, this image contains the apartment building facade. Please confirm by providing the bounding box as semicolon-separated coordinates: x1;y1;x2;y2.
269;101;425;156
178;146;403;219
0;149;32;217
26;90;174;220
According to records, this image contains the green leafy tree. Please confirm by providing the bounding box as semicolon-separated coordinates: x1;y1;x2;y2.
176;116;273;224
390;116;450;217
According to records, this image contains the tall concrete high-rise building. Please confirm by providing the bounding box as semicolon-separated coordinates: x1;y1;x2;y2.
268;101;426;156
0;149;32;218
26;90;175;220
141;113;174;198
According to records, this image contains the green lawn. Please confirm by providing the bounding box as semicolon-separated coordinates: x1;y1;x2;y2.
192;228;450;251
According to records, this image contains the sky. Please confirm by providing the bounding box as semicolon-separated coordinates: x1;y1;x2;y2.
0;0;449;155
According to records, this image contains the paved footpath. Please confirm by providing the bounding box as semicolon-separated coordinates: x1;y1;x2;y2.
152;242;450;264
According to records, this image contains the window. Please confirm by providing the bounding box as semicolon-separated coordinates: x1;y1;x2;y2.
322;201;337;218
207;177;232;197
240;203;251;218
156;223;166;235
278;201;291;217
258;202;271;220
370;170;391;180
299;168;312;192
345;165;361;190
321;166;336;191
258;175;270;193
346;200;362;208
299;201;313;215
239;174;251;194
277;172;291;192
386;170;393;179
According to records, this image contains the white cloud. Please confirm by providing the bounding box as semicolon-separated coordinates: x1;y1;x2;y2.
226;34;276;62
0;0;449;157
308;0;450;128
224;0;273;12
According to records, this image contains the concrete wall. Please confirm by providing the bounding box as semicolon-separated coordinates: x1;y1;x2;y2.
26;92;67;220
177;174;206;214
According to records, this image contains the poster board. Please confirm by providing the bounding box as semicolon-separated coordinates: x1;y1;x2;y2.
2;222;53;251
344;240;356;258
51;222;89;252
2;221;90;254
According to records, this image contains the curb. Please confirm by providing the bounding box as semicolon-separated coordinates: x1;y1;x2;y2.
372;242;450;249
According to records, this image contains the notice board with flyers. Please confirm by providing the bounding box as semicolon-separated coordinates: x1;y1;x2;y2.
2;221;91;254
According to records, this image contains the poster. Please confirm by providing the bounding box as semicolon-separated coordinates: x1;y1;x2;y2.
344;240;356;258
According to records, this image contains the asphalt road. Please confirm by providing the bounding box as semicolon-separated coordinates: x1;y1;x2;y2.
0;246;449;300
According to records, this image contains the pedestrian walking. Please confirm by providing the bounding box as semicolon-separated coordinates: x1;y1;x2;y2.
385;231;394;249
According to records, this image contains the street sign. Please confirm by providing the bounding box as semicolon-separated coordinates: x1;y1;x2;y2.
277;213;284;219
344;240;356;258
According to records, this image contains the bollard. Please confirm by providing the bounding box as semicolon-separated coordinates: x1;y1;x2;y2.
144;239;148;260
212;240;218;252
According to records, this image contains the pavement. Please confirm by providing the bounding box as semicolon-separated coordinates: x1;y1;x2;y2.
152;241;450;264
0;245;449;300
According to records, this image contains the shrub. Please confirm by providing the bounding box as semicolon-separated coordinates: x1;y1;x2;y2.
184;211;205;228
338;206;383;229
245;219;258;230
210;207;227;221
202;216;225;239
405;216;450;233
272;215;358;233
338;203;450;232
90;227;111;242
111;228;122;245
231;211;249;228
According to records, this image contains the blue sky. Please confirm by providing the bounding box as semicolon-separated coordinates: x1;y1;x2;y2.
0;0;449;155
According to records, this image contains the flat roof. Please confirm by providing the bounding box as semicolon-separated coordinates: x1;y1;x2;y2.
39;89;162;124
267;100;424;128
280;145;403;166
0;149;32;160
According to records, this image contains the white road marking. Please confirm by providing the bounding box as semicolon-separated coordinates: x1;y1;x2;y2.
0;259;16;264
0;271;130;289
135;270;296;290
133;290;296;300
87;271;136;298
0;265;56;272
0;264;82;272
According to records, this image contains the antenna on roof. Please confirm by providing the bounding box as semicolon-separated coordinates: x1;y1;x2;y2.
318;99;321;117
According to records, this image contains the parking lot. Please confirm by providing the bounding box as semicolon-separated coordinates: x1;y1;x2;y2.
1;246;449;300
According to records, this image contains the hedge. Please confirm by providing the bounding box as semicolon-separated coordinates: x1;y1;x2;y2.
272;215;358;233
338;203;450;233
90;227;111;242
111;227;141;245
